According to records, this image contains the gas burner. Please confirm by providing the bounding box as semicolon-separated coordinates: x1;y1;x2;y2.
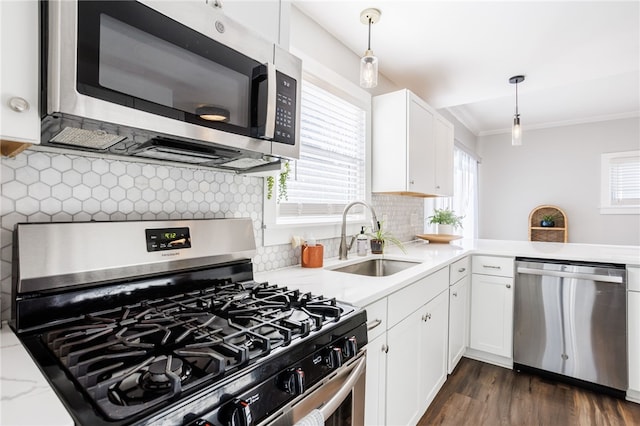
141;356;191;390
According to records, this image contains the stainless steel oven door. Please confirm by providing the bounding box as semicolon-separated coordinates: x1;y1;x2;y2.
264;351;366;426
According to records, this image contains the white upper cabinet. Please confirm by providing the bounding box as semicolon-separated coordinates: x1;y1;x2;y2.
1;0;40;145
372;89;453;197
221;0;290;47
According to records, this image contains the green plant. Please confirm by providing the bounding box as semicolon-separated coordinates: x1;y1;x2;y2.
541;213;560;222
427;208;464;229
266;161;290;202
366;221;407;253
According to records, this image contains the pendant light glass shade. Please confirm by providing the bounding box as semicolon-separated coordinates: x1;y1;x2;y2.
359;8;381;89
509;75;525;146
512;114;522;146
360;49;378;88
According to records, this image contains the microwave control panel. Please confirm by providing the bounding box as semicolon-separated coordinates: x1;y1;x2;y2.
274;72;297;146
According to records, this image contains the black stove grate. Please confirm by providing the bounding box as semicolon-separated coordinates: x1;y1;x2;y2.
40;279;345;420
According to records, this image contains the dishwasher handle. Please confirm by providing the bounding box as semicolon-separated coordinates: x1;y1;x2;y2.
516;266;623;284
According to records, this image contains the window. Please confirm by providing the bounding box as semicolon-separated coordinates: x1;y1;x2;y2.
279;80;366;220
425;143;479;239
601;150;640;214
263;68;371;246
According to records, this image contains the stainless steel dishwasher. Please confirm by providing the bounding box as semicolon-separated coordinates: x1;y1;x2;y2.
514;258;627;394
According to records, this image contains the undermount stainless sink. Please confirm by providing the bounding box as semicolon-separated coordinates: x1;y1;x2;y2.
330;259;420;277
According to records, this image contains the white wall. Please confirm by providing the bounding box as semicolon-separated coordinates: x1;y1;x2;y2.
290;6;399;96
477;117;640;245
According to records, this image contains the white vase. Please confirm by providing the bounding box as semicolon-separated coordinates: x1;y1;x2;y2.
437;224;453;235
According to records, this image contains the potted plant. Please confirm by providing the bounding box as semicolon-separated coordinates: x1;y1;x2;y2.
540;213;559;227
427;208;464;235
367;221;406;254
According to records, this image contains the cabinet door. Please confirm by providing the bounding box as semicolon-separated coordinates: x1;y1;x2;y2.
448;275;469;373
419;290;449;410
434;115;454;196
221;0;288;47
364;333;387;426
407;97;434;194
0;0;40;144
629;291;640;394
386;290;448;426
386;308;423;426
469;274;514;358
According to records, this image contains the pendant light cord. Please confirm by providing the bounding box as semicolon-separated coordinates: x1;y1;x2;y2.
367;18;372;50
515;82;519;116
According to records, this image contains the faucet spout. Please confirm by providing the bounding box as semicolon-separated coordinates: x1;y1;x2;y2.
339;201;379;260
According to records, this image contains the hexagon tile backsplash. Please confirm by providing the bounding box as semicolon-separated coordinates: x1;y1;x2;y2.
0;149;424;321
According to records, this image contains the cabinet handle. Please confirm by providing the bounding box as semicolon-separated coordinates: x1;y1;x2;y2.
381;344;389;353
483;264;501;270
452;292;458;297
422;313;432;322
8;97;30;113
367;319;382;331
409;180;415;185
506;284;511;289
458;267;466;273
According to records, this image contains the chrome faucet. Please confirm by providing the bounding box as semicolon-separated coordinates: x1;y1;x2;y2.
339;201;380;260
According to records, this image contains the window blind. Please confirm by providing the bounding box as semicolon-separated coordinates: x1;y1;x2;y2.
278;80;366;218
609;154;640;206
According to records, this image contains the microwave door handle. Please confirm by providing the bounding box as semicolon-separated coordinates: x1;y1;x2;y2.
262;63;277;139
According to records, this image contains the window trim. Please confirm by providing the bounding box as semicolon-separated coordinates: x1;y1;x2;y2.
262;48;372;246
600;150;640;215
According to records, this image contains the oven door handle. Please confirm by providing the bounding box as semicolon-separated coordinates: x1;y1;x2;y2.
319;356;366;420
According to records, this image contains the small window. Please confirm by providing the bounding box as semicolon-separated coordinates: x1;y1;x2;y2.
600;150;640;214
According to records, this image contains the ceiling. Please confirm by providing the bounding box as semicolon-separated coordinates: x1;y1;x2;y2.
292;1;640;136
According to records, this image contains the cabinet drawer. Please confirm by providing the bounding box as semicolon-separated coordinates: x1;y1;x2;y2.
387;267;449;328
449;257;470;285
364;298;387;340
629;267;640;292
472;255;514;277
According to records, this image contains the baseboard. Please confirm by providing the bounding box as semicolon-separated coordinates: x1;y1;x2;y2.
463;348;513;369
627;389;640;404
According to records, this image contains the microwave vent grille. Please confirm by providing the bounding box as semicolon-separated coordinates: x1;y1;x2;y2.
50;127;126;150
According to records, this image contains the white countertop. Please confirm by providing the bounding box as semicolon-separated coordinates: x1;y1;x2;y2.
1;238;638;424
255;239;640;307
0;326;74;426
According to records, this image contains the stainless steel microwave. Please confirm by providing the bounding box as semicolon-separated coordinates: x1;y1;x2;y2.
40;0;301;172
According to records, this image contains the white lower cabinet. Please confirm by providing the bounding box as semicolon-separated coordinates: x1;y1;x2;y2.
628;266;640;402
469;273;513;359
364;298;388;425
386;289;448;425
448;275;469;373
363;267;449;425
365;332;387;425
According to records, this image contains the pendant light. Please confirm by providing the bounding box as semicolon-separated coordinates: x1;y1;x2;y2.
360;8;381;89
509;75;525;146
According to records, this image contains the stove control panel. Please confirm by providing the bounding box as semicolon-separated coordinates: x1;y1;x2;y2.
145;227;191;252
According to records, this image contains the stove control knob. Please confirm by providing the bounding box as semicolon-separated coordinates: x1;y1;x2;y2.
279;368;305;395
342;336;358;358
327;347;343;368
218;398;253;426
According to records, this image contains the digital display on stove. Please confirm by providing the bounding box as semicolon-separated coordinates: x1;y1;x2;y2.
145;227;191;252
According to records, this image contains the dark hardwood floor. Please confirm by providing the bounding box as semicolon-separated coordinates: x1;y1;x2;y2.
418;358;640;426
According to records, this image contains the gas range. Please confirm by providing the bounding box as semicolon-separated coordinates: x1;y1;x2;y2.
11;219;367;426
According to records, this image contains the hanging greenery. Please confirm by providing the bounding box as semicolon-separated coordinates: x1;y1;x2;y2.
266;161;290;202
